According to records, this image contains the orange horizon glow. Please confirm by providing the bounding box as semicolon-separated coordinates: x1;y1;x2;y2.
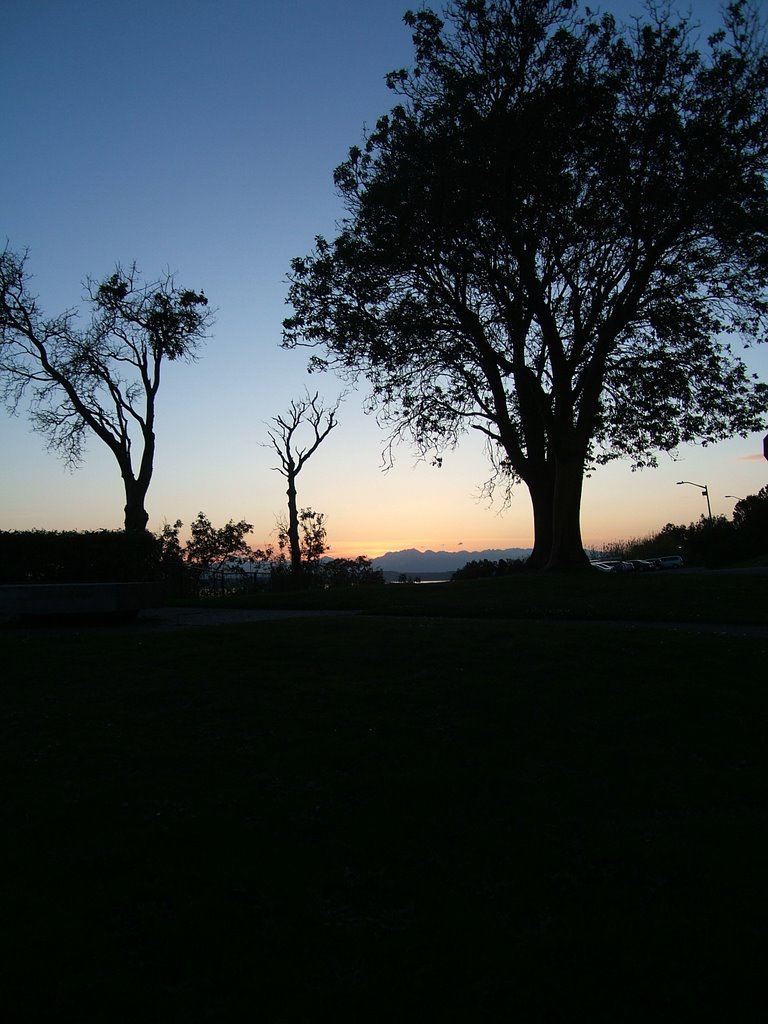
325;537;536;560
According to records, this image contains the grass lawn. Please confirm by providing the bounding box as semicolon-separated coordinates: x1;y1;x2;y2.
2;589;766;1019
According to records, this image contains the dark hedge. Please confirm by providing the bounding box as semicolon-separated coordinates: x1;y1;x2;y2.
0;530;162;583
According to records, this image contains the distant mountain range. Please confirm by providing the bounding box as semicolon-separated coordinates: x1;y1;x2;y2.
370;547;532;575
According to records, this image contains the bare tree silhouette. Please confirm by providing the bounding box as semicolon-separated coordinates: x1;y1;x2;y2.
265;390;342;573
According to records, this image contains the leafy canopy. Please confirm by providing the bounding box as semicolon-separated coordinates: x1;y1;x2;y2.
285;0;768;487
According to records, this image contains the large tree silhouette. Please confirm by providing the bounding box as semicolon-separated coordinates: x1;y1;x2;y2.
0;249;212;532
284;0;768;570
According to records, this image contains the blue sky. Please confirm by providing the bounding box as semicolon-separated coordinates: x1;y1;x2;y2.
2;0;766;557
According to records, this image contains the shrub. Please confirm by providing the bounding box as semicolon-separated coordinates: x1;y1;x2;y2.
0;530;161;583
452;558;526;580
321;557;384;587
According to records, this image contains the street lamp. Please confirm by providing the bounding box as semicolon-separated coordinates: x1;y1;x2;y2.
677;480;712;519
725;495;744;502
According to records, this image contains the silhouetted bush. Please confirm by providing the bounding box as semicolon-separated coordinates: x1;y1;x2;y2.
683;516;741;567
162;517;384;597
321;557;384;587
155;515;271;598
266;555;384;591
0;530;161;583
732;486;768;559
452;558;526;580
605;487;768;568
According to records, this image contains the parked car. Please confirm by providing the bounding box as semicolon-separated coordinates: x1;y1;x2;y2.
649;555;684;569
628;559;655;571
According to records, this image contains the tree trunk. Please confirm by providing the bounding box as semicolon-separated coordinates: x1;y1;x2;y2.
123;479;150;533
119;434;153;533
524;469;555;571
286;476;302;574
545;453;590;571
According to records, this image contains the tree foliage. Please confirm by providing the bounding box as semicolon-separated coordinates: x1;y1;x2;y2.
321;555;384;587
159;513;258;595
284;0;768;569
276;506;329;566
607;484;768;565
0;249;212;532
452;557;526;580
731;483;768;549
184;512;255;574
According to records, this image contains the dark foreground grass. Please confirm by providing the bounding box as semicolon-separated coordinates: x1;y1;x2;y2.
2;615;766;1020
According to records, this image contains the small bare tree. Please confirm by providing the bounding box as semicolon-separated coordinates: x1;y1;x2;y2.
265;390;341;573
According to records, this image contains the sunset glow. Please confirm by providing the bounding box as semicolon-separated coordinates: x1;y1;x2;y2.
1;0;765;553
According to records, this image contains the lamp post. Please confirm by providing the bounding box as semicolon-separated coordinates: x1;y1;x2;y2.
725;495;744;502
677;480;712;519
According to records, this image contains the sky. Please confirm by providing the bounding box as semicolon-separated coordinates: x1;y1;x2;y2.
1;0;766;559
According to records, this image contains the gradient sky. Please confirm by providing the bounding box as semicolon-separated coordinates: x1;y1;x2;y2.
2;0;766;558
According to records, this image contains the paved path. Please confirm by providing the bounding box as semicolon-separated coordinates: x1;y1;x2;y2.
141;608;768;637
0;606;359;635
137;606;359;631
3;605;765;637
